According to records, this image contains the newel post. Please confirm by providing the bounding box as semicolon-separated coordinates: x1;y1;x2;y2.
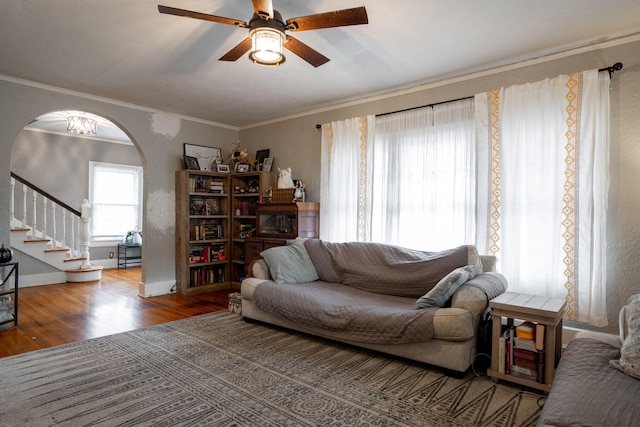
80;199;92;269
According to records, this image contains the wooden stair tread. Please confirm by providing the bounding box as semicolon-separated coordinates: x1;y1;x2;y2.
66;265;104;273
11;228;30;232
45;248;69;253
64;257;87;263
24;239;50;243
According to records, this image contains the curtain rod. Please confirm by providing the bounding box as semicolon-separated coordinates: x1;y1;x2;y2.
315;62;623;129
314;96;473;129
599;62;623;78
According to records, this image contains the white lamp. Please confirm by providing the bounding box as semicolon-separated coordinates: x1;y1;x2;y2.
249;27;285;66
67;116;97;136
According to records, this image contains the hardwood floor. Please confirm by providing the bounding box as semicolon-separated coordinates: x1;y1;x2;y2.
0;267;235;358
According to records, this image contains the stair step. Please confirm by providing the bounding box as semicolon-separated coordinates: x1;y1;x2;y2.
10;228;30;232
65;265;104;273
65;264;104;283
45;248;69;253
64;257;87;263
23;238;50;243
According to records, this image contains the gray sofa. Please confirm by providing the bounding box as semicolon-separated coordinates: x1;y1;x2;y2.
538;297;640;427
241;239;507;373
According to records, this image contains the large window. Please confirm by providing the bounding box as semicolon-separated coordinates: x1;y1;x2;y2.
89;162;142;240
321;69;610;326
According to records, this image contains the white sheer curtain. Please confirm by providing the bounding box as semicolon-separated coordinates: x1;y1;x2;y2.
475;70;610;326
368;99;476;250
320;116;375;242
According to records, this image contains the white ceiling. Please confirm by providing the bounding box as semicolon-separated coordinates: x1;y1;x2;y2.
2;0;640;130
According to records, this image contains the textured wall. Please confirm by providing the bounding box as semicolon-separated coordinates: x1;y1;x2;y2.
0;81;237;295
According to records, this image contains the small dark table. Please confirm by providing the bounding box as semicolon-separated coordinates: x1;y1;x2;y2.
118;244;142;269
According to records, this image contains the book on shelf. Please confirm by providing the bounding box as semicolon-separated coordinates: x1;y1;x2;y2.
190;198;206;215
189;176;226;194
205;199;220;215
190;265;225;286
191;220;224;240
189;244;226;264
500;322;546;383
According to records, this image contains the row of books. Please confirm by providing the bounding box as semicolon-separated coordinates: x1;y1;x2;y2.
498;322;546;383
190;177;226;194
190;198;224;216
190;265;226;287
191;220;224;241
189;244;226;264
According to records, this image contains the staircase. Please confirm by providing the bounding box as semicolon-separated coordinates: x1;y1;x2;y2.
9;173;103;285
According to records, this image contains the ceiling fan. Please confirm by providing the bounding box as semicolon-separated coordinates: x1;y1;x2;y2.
158;0;368;67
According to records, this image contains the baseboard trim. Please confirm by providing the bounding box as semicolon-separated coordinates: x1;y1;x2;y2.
93;258;118;269
139;280;176;298
19;272;68;287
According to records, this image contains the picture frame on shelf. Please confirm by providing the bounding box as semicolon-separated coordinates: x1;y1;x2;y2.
236;163;250;173
262;157;274;172
216;164;230;173
183;155;201;171
256;149;270;170
183;143;222;172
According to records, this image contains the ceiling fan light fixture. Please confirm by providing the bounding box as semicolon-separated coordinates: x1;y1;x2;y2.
249;27;285;66
67;116;97;136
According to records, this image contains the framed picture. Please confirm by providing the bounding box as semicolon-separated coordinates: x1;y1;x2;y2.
262;157;274;172
183;155;201;170
256;149;270;167
236;163;250;173
183;143;222;172
216;164;230;173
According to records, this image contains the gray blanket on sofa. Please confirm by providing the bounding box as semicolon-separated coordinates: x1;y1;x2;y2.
303;240;480;298
253;280;439;344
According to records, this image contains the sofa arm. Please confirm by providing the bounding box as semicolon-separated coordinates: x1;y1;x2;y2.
247;259;270;280
241;277;269;301
451;284;488;331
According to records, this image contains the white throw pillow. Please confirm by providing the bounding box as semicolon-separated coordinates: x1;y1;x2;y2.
415;265;477;309
610;294;640;379
260;242;319;284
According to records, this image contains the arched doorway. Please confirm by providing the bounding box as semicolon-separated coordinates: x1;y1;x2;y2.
10;110;144;285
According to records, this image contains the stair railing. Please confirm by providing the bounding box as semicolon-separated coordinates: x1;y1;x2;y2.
10;172;87;260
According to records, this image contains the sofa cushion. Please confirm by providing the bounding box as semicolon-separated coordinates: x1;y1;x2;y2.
610;294;640;379
260;242;319;284
540;337;640;427
415;265;477;309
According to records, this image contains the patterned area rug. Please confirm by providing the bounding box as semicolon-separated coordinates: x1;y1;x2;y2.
0;311;544;426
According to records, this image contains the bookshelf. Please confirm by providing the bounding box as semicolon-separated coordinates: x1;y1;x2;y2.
230;171;276;286
175;170;231;295
488;292;567;393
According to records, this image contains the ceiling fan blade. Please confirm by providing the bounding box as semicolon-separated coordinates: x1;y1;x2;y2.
219;38;252;62
158;5;248;27
251;0;274;20
284;36;330;67
286;6;368;32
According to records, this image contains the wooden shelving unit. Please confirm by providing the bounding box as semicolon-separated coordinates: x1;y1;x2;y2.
230;171;276;286
175;170;231;295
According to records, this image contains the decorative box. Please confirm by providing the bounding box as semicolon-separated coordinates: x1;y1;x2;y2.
271;189;295;203
228;292;242;315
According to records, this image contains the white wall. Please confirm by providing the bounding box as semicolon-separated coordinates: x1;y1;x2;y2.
239;37;640;334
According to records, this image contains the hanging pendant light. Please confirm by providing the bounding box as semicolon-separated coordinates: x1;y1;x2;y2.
67;116;97;136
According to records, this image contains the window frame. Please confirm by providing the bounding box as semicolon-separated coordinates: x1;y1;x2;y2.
88;161;143;243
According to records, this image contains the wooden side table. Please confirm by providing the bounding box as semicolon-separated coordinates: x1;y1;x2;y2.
488;292;566;393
